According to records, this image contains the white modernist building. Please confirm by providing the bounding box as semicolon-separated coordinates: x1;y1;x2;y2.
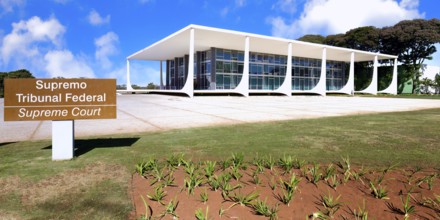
126;24;398;97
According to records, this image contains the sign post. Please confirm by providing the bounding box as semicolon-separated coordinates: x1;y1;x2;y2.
4;78;117;160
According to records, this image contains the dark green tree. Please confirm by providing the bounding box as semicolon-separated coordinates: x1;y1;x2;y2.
0;69;35;97
324;34;346;47
297;34;326;44
381;19;440;93
146;82;156;89
344;26;380;52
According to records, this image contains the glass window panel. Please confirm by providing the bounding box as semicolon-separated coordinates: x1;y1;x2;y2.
216;49;223;59
216;74;223;88
216;61;223;72
238;52;244;61
224;50;231;60
224;62;231;73
224;75;231;89
257;65;263;75
238;63;244;74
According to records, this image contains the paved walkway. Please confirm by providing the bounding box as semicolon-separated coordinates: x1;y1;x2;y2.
1;94;440;143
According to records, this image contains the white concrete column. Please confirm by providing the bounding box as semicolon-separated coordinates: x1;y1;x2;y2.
52;120;74;160
181;28;195;98
275;42;292;96
235;36;250;97
378;58;398;95
311;47;327;96
349;52;355;95
126;60;134;90
358;55;378;95
160;60;164;90
334;52;355;95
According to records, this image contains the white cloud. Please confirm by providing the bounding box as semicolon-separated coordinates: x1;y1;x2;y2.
44;50;95;78
53;0;69;4
139;0;152;4
0;0;24;14
272;0;298;14
0;16;96;79
95;32;118;69
220;7;229;17
0;16;65;65
268;0;424;39
87;9;110;26
235;0;246;8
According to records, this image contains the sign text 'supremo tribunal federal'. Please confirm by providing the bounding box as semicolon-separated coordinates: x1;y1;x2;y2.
4;79;117;121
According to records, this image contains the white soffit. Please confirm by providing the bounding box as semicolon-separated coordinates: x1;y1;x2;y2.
128;24;397;62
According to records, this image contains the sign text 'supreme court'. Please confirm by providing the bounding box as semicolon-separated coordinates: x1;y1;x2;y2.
4;79;116;121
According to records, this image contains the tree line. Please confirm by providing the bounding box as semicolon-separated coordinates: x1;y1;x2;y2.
298;19;440;94
0;69;35;98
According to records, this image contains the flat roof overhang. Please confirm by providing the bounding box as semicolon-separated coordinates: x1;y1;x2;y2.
128;24;397;63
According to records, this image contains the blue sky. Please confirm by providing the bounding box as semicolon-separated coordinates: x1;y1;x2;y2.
0;0;439;86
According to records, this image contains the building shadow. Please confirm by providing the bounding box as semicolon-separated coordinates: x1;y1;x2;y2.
0;142;16;147
43;137;139;157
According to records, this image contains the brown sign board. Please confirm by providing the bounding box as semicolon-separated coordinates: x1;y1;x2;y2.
4;79;117;121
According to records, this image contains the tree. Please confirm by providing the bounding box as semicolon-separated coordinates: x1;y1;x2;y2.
146;82;157;89
434;73;440;94
380;19;440;93
0;69;35;97
344;26;381;52
419;77;433;94
324;34;347;47
297;34;326;44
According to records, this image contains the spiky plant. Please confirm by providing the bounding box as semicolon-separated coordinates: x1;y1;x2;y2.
369;181;389;200
184;173;204;195
279;155;294;173
200;188;209;203
353;199;368;220
252;198;279;220
228;190;260;206
324;164;336;181
139;195;153;220
160;197;179;219
321;191;342;217
204;161;216;179
263;155;276;171
195;206;209;220
401;193;415;220
308;163;322;185
147;185;166;204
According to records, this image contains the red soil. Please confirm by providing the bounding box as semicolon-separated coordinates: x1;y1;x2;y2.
129;162;440;220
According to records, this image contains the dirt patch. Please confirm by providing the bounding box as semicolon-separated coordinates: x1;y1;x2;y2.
0;162;128;207
130;160;440;219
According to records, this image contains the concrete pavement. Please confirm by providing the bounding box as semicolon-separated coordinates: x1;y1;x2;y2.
1;94;440;143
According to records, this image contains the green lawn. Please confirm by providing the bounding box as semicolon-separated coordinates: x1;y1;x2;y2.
1;108;440;219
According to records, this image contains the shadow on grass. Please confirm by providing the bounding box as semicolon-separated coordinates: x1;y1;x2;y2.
0;142;16;147
43;137;139;157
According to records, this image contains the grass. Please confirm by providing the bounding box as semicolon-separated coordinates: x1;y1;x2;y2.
0;108;440;218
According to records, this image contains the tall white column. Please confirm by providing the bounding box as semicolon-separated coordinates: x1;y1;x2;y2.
181;28;194;98
349;52;355;95
235;36;249;96
126;59;133;90
275;42;292;96
358;55;378;95
160;60;163;90
311;47;327;96
378;58;398;95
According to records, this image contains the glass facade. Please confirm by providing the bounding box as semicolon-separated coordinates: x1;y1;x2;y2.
214;49;244;89
326;61;347;91
292;57;321;90
165;47;347;91
249;52;286;90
